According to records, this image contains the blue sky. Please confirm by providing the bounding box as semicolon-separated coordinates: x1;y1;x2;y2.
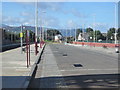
2;2;117;32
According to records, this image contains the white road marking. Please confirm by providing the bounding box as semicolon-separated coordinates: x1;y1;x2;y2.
2;67;28;68
60;68;118;71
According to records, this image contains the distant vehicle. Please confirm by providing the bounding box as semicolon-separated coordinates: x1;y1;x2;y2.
98;39;102;42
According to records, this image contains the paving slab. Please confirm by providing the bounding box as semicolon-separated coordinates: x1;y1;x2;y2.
1;44;44;88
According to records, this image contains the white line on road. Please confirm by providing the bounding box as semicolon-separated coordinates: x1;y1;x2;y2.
2;67;28;68
60;68;118;71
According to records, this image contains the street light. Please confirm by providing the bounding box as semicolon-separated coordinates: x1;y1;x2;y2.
21;25;23;53
66;29;67;43
114;2;119;53
93;14;96;42
35;0;38;55
82;23;85;42
75;28;76;42
42;11;46;41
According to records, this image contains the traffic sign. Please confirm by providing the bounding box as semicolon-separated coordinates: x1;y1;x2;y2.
20;33;23;37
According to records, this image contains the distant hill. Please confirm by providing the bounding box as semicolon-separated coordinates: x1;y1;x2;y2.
1;24;86;37
0;24;10;28
59;28;86;37
0;24;36;33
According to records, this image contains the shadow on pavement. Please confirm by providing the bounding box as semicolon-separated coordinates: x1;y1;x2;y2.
2;76;30;90
28;74;120;90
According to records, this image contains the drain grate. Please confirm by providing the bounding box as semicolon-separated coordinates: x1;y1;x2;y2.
73;64;83;67
63;53;67;56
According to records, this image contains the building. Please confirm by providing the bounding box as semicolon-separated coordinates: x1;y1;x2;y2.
54;34;62;42
77;33;89;41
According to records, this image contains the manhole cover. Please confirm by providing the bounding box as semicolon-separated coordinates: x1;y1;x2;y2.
73;64;83;67
63;53;67;56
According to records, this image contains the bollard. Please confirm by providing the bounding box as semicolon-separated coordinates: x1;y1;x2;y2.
115;45;119;53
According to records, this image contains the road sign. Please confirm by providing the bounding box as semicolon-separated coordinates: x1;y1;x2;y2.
20;33;23;38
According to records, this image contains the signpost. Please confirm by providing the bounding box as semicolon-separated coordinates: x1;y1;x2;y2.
26;30;29;68
26;30;31;68
20;25;23;54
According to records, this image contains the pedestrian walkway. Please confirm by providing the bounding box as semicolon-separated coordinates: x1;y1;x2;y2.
29;45;67;88
2;44;44;88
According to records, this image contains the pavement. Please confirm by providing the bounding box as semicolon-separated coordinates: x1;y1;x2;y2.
28;43;119;89
67;43;119;58
1;43;45;89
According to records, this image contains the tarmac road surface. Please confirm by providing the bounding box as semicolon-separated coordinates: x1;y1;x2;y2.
28;43;119;89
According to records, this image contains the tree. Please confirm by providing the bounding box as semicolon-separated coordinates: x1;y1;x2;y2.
29;30;35;42
95;30;105;40
86;28;94;41
86;27;93;33
117;28;120;40
76;28;82;39
87;30;105;41
47;29;62;41
107;28;115;40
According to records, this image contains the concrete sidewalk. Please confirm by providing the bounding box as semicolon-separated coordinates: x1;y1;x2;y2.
29;45;67;88
2;44;45;88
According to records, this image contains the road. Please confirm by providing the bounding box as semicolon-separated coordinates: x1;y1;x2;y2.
28;43;119;89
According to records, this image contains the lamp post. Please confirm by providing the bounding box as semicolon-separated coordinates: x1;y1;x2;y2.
75;28;76;42
82;23;85;42
42;11;46;41
93;14;96;42
115;2;119;53
21;25;23;53
66;29;67;43
35;0;38;55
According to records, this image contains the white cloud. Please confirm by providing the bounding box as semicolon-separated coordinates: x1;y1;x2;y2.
66;20;79;28
70;8;87;18
37;2;65;13
88;22;110;32
20;12;31;16
2;16;35;26
38;15;60;28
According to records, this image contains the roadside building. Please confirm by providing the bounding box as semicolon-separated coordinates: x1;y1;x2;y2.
77;33;89;41
54;34;62;42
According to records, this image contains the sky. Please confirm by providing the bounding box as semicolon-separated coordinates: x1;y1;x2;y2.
2;1;118;33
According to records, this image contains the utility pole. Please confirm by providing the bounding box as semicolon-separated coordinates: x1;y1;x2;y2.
115;2;119;53
21;25;23;53
70;28;71;42
66;29;67;43
44;27;47;41
115;2;117;45
93;14;96;42
42;11;46;41
75;28;76;42
35;0;38;55
82;23;85;42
